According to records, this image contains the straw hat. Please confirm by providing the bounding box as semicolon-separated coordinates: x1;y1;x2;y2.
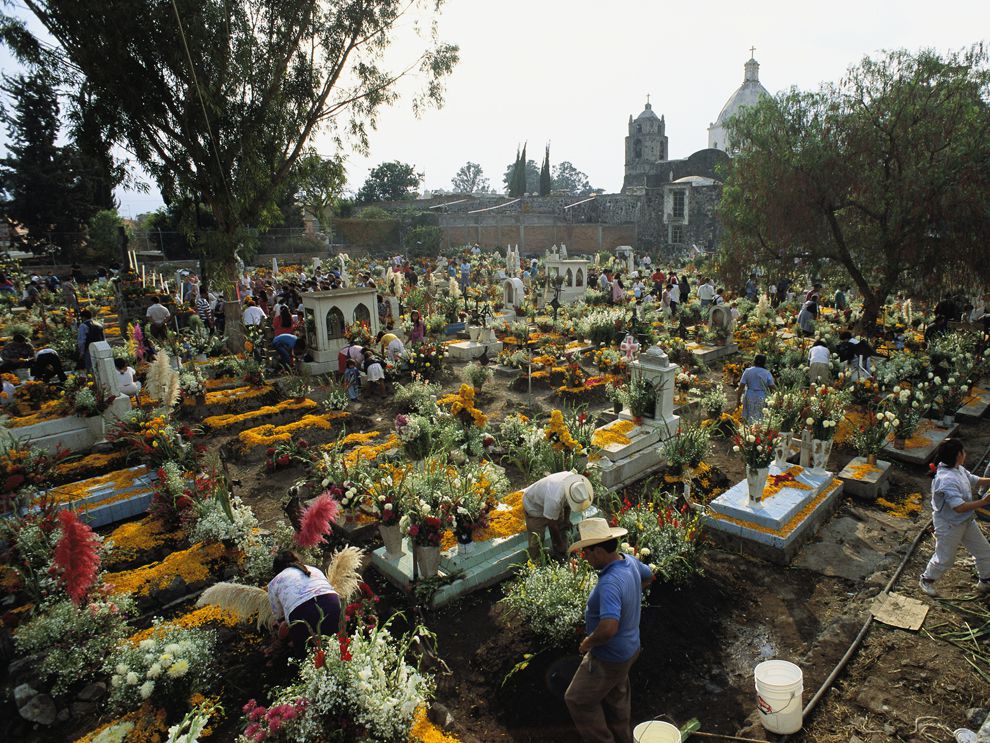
568;517;627;553
562;473;594;513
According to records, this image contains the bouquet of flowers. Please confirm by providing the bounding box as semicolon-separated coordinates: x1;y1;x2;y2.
345;320;372;346
399;458;454;547
394;413;432;461
806;385;848;440
934;375;969;417
764;388;808;434
732;421;779;469
850;408;893;458
615;496;704;585
882;383;929;441
660;424;711;472
402;340;448;380
178;369;207;401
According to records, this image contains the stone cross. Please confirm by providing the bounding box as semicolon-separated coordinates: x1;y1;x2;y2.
620;334;640;361
627;344;680;434
89;341;121;398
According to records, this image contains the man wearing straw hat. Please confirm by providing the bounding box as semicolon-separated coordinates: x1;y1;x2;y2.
522;472;593;561
565;518;654;743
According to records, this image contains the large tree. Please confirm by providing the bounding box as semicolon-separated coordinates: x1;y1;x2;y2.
719;47;990;327
20;0;457;274
450;161;490;194
356;160;423;204
503;156;539;196
552;161;596;196
0;71;81;252
539;144;551;196
292;149;346;229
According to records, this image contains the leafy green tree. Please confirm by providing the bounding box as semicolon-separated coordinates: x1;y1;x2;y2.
450;161;490;193
552;161;595;196
66;84;127;215
719;46;990;328
503;156;539;195
356;161;423;204
406;225;443;256
85;209;126;263
292;149;346;229
0;71;81;253
20;0;458;274
539;144;551;196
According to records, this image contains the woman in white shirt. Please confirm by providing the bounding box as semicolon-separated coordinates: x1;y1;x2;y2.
267;551;340;657
114;358;142;397
807;340;832;385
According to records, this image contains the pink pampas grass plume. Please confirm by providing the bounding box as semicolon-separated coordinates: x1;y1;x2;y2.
52;510;101;605
294;493;341;548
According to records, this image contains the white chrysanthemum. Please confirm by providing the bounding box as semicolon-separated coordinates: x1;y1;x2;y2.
138;639;155;652
126;671;139;685
139;680;155;700
115;663;129;675
806;418;814;426
167;659;190;678
147;663;162;679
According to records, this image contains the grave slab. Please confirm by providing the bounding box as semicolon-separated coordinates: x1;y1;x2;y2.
956;387;990;421
688;342;739;365
708;465;830;531
837;457;892;500
704;469;844;565
881;421;958;466
448;340;503;361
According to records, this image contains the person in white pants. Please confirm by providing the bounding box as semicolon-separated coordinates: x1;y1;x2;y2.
919;438;990;597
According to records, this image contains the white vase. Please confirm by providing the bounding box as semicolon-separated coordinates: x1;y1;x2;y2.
774;432;793;469
457;541;475;557
811;438;833;474
414;545;441;579
942;414;955;427
468;326;481;342
745;465;769;506
378;523;404;560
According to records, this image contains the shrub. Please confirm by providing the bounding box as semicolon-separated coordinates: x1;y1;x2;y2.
501;560;597;648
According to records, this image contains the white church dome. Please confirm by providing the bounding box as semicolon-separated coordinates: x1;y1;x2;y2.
708;55;769;151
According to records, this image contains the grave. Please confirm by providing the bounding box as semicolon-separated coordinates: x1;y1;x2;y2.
299;288;380;375
881;420;958;466
705;464;845;565
542;246;588;306
370;494;597;608
448;326;503;361
687;305;739;364
956;386;990;422
2;342;131;455
47;466;158;529
837;457;892;500
503;277;525;308
592;344;679;490
615;245;635;275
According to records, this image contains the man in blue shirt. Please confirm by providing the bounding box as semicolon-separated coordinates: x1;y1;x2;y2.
565;518;654;743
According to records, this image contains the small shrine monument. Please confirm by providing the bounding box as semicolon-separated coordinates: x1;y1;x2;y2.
300;288;380;374
542;245;588;306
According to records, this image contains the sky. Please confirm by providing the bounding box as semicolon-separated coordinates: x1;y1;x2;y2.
3;0;990;219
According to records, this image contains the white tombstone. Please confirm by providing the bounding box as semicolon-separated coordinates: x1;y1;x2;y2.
626;344;680;434
542;254;589;307
559;243;568;259
300;288;380;373
504;277;525;308
709;305;735;338
89;341;132;421
616;246;634;275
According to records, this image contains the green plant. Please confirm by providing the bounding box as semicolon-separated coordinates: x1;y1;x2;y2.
461;361;494;391
620;375;660;419
392;379;441;414
699;386;727;418
14;596;136;697
281;374;312;400
660;425;711;469
501;560;597;648
616;496;704;585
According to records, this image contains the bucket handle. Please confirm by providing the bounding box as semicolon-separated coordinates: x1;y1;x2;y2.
758;691;797;715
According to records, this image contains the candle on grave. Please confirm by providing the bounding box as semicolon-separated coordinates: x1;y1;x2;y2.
141;265;146;285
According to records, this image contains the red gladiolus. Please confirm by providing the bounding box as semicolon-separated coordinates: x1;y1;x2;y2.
313;649;325;668
52;510;100;605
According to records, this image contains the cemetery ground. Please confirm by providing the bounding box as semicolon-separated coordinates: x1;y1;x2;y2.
219;376;990;743
4;265;990;743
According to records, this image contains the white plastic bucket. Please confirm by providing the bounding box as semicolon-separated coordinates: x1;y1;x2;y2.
754;659;803;734
633;720;681;743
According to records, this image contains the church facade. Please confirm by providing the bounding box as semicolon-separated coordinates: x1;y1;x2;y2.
436;55;768;256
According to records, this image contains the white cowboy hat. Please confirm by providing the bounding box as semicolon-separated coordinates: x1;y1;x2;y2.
562;473;594;513
568;517;627;553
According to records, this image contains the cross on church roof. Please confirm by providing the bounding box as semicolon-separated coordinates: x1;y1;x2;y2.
646;94;650;105
749;46;756;58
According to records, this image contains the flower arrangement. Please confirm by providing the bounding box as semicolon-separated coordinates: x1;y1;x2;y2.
345;320;372;346
392;379;442;413
14;595;136;697
398;458;455;547
281;374;312;401
882;383;928;441
805;385;848;440
437;384;487;428
178;369;207;401
362;466;406;526
617;375;659;419
0;440;58;510
615;496;704;585
544;409;585;456
764;388;807;434
934;375;969;417
501;559;598;648
699;386;728;419
461;361;494;391
660;425;711;471
322;385;349;411
850;408;894;458
109;410;199;469
265;438;312;473
59;375;114;418
394;413;433;461
106;624;216;712
732;421;779;469
402;340;448;380
239;620;435;742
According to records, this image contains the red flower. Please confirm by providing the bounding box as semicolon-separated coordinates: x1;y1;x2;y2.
277;455;290;466
4;473;25;492
52;510;100;605
313;649;326;668
266;447;276;457
338;636;352;661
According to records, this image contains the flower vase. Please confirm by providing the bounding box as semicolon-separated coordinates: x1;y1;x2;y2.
745;465;769;506
811;438;833;474
773;432;793;469
893;437;906;450
866;453;878;465
799;430;812;469
379;523;404;560
468;326;481;343
942;414;955;428
457;540;475;557
414;545;441;579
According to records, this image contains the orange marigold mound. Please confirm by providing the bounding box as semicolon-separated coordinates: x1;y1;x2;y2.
238;411;349;448
203;398;317;429
103;542;227;596
128;604;240;645
591;420;636;449
409;706;461;742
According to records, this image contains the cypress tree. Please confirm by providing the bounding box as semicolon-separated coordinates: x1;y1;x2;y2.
508;146;522;197
515;142;528;196
539;143;551;196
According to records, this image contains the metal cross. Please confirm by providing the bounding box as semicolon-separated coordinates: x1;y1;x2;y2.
646;94;650;105
750;46;756;58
